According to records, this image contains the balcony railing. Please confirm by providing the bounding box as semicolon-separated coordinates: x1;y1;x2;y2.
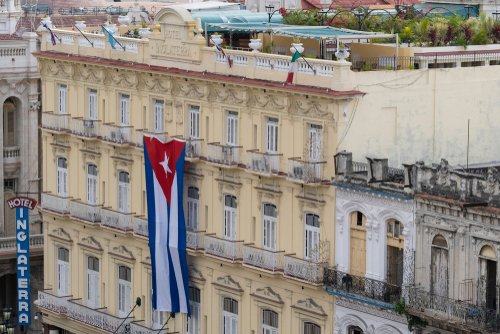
324;268;401;305
204;234;243;261
0;234;43;254
66;298;133;333
41;192;71;214
3;146;20;162
101;208;133;232
71;118;100;138
288;158;326;183
130;321;179;334
41;112;71;132
187;230;205;250
69;200;101;223
407;287;500;332
133;216;149;237
101;123;135;145
246;150;281;175
37;290;70;314
243;245;284;272
206;143;241;167
185;138;203;159
284;255;325;284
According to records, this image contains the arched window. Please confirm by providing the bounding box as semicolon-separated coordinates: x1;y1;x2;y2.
349;211;366;276
57;157;68;196
386;219;404;286
118;171;130;213
431;234;449;297
187;187;200;231
222;297;238;334
57;247;70;296
303;322;320;334
305;213;320;260
262;309;278;334
479;245;497;310
347;326;363;334
224;195;237;240
87;164;98;205
263;204;277;250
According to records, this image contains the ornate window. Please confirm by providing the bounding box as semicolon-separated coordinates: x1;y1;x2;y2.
119;94;130;125
87;164;98;205
188;105;200;139
349;211;366;276
118;171;130;213
431;234;449;297
263;204;277;250
187;187;200;231
58;84;67;114
153;100;164;133
57;157;68;196
88;89;97;120
226;111;238;146
386;219;404;286
305;213;320;261
266;117;279;153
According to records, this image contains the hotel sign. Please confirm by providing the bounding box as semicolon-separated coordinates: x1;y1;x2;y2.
7;196;37;326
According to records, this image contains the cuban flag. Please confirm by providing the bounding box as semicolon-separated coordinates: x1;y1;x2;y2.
144;136;190;314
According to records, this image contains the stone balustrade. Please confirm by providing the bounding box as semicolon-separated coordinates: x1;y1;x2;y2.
242;245;284;272
42;112;71;132
204;234;243;262
101;208;134;231
41;192;71;214
69;200;101;223
3;146;20;164
0;48;26;57
187;230;205;250
101;123;135;145
71;118;100;138
206;143;241;167
133;216;149;237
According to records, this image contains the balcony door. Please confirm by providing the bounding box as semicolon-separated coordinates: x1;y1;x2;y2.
479;245;497;310
226;111;238;161
3;97;16;147
308;124;322;178
224;195;237;240
386;219;404;286
305;213;320;261
349;211;366;276
263;204;277;251
430;234;449;297
87;256;100;308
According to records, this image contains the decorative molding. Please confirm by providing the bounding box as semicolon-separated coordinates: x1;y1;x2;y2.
76;65;105;84
78;236;103;252
250;287;284;305
140;75;172;94
49;227;73;243
421;215;458;233
289;96;331;120
247;91;287;111
209;86;248;105
335;298;407;324
109;245;135;261
291;298;326;317
212;275;243;293
189;266;206;282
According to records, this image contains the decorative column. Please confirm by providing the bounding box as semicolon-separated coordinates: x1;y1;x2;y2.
335;212;349;272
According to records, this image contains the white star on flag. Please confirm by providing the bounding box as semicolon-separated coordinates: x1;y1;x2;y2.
159;152;172;174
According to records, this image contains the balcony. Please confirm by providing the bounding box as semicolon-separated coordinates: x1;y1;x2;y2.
101;208;134;232
204;234;243;262
69;200;101;223
41;192;71;215
130;321;179;334
101;123;136;146
246;150;282;175
133;216;149;237
41;112;71;133
206;143;241;167
187;230;205;251
242;245;284;273
3;146;20;163
71;118;100;138
185;138;203;160
284;255;326;284
0;234;43;257
324;268;401;308
288;158;326;184
36;290;70;314
407;287;500;332
66;298;133;333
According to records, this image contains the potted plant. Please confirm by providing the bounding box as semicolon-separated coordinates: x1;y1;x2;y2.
138;22;151;38
118;12;130;26
249;38;262;52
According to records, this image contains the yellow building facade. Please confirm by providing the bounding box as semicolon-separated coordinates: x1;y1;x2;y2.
35;6;363;334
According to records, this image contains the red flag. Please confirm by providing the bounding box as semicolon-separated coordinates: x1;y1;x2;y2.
216;45;233;68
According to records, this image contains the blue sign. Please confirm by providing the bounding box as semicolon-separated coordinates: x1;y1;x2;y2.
8;197;37;326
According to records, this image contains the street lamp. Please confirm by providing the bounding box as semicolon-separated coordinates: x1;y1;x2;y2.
352;8;364;30
265;5;281;23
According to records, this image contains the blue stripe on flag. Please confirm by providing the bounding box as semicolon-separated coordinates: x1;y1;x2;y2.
144;142;158;309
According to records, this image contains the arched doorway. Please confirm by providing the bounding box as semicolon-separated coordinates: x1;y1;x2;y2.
350;211;366;276
3;97;18;148
386;219;404;286
347;325;363;334
479;245;497;310
431;234;449;297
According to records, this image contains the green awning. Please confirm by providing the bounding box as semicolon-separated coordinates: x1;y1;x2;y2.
191;10;283;32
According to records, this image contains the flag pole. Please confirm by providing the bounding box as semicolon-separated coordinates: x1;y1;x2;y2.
101;25;126;51
155;312;175;334
74;24;94;47
292;44;316;74
43;23;61;42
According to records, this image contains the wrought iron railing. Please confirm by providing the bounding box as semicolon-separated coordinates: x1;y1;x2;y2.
41;192;71;214
204;234;243;261
187;230;205;250
288;158;326;183
71;118;100;138
66;298;133;332
101;208;133;231
407;287;500;332
284;255;326;284
242;245;284;272
206;143;241;166
246;150;281;174
69;200;101;223
41;112;71;132
324;268;401;304
101;123;134;144
130;321;179;334
185;138;203;159
36;290;70;314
